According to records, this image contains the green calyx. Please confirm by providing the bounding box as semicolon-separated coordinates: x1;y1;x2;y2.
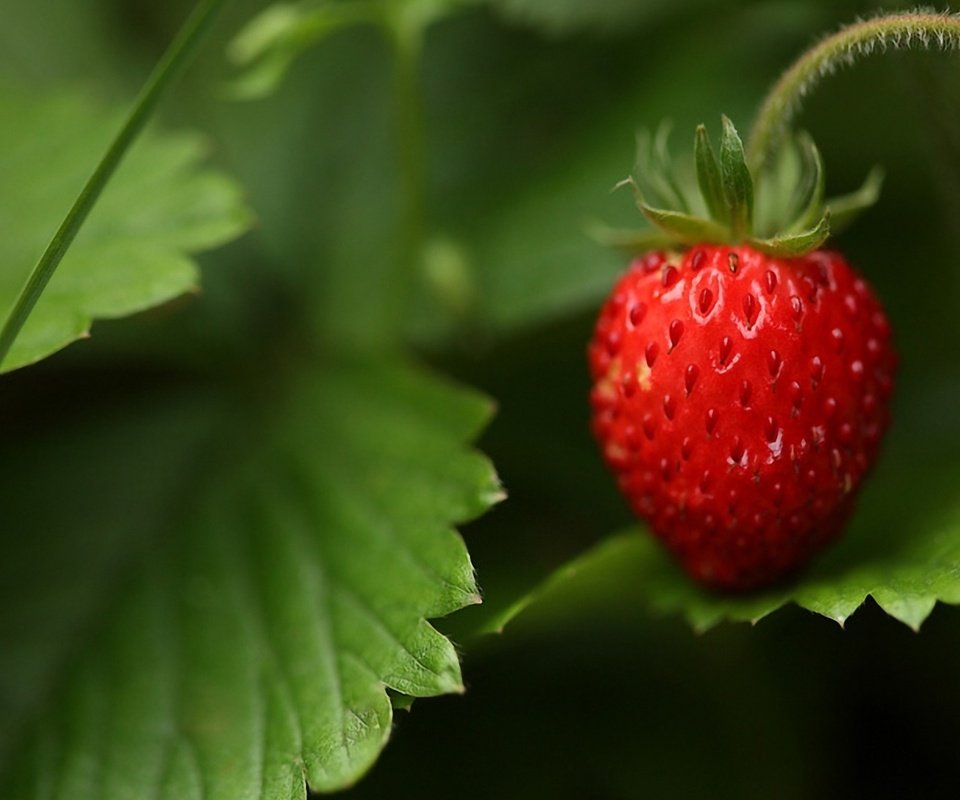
604;116;883;258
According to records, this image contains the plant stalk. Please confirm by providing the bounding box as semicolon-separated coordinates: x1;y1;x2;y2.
385;14;427;339
0;0;230;369
746;11;960;171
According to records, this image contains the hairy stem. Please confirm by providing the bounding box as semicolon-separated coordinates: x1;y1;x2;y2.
0;0;229;369
746;10;960;170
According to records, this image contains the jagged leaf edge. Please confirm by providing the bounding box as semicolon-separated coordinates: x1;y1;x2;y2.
0;359;502;797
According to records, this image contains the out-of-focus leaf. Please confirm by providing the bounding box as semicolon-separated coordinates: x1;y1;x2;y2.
227;1;382;100
0;360;500;797
444;4;815;337
488;0;714;36
228;0;476;100
0;0;122;85
0;85;251;372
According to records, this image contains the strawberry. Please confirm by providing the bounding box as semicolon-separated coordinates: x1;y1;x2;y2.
589;118;895;590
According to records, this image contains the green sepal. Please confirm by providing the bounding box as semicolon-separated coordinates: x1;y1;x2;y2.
695;125;729;226
790;132;825;232
633;128;687;212
826;166;885;235
587;221;678;254
604;116;878;257
747;211;830;257
654;122;691;214
639;202;731;246
719;115;754;238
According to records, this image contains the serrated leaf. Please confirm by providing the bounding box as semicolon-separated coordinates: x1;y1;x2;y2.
482;453;960;635
747;211;830;257
0;85;250;372
0;360;500;798
694;124;728;225
826;166;885;235
719;115;754;238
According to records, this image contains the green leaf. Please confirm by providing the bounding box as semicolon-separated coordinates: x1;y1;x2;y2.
227;1;382;100
0;360;500;797
694;124;728;225
0;85;250;372
483;453;960;634
719;115;754;238
747;211;830;257
826;166;885;235
228;0;475;100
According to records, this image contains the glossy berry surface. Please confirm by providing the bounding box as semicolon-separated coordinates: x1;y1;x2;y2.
588;245;896;590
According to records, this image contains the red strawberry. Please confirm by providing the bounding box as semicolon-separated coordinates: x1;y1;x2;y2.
588;246;895;589
589;118;895;589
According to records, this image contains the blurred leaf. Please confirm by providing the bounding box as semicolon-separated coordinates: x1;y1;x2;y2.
0;0;124;86
0;84;251;372
488;0;713;36
443;5;789;338
227;1;382;100
228;0;475;100
482;451;960;634
0;360;500;797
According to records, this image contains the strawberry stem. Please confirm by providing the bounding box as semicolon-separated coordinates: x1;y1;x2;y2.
746;11;960;171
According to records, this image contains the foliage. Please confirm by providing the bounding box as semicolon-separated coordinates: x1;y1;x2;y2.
0;85;249;371
1;362;497;798
1;0;960;798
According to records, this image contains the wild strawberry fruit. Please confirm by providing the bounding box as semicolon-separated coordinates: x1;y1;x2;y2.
589;118;895;590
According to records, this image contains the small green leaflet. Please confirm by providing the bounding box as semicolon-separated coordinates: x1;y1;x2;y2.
0;85;250;372
0;360;501;798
